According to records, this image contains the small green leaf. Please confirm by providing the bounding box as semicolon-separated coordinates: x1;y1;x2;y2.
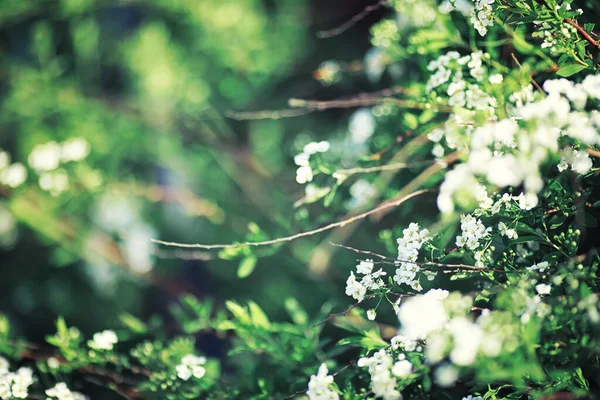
556;64;587;77
120;313;147;334
225;301;250;324
248;301;270;329
237;255;257;279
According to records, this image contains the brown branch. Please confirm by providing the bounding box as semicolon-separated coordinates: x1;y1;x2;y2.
534;0;600;51
564;18;600;51
316;0;390;39
151;189;432;250
586;148;600;158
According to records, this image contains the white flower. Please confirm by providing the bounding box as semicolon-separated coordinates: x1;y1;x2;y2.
463;396;483;400
47;357;61;369
46;382;85;400
447;317;482;366
528;261;549;272
535;283;551;295
296;165;313;184
357;349;402;400
61;138;90;162
294;152;310;166
356;259;374;275
390;335;418;352
176;354;207;381
28;141;62;172
192;365;206;378
303;141;330;155
345;272;366;302
177;364;192;381
456;214;491;251
306;364;339;400
88;330;118;350
349;109;375;144
367;309;377;321
0;357;8;375
435;364;459;387
398;290;448;340
391;359;412;377
498;222;518;239
489;74;503;84
39;169;69;196
0;163;27;188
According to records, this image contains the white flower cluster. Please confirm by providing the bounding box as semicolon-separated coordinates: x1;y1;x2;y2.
294;141;330;184
345;259;387;302
558;147;593;174
398;290;513;371
534;20;578;53
437;74;600;213
0;151;27;189
390;335;418;352
463;395;483;400
87;330;118;351
497;222;518;240
470;0;494;36
455;214;491;251
439;0;474;16
306;364;339;400
45;382;86;400
28;138;90;172
176;354;207;381
426;51;498;161
27;138;91;196
398;289;449;340
357;348;412;400
394;223;433;292
0;360;34;400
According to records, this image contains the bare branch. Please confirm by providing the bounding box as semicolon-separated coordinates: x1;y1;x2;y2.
225;108;313;120
316;0;390;39
334;160;434;177
152;189;432;250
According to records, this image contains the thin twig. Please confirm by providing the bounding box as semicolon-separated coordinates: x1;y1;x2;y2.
511;53;545;93
334;160;434;176
225;108;313;120
151;189;432;250
316;0;390;39
151;248;215;261
289;95;449;113
329;242;486;271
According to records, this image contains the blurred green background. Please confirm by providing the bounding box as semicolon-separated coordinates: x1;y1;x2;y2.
0;0;442;375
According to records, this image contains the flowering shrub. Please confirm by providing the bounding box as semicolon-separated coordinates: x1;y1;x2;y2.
0;0;599;399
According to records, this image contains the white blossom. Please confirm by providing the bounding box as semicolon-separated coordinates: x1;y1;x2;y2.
28;141;61;172
398;289;449;340
306;364;339;400
535;283;551;295
88;330;118;350
176;354;207;381
61;138;90;162
367;309;377;321
0;163;27;188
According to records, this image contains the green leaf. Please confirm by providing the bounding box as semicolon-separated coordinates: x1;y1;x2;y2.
237;255;257;279
225;301;250;324
556;64;587;77
284;297;308;326
248;301;270;329
120;313;148;334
